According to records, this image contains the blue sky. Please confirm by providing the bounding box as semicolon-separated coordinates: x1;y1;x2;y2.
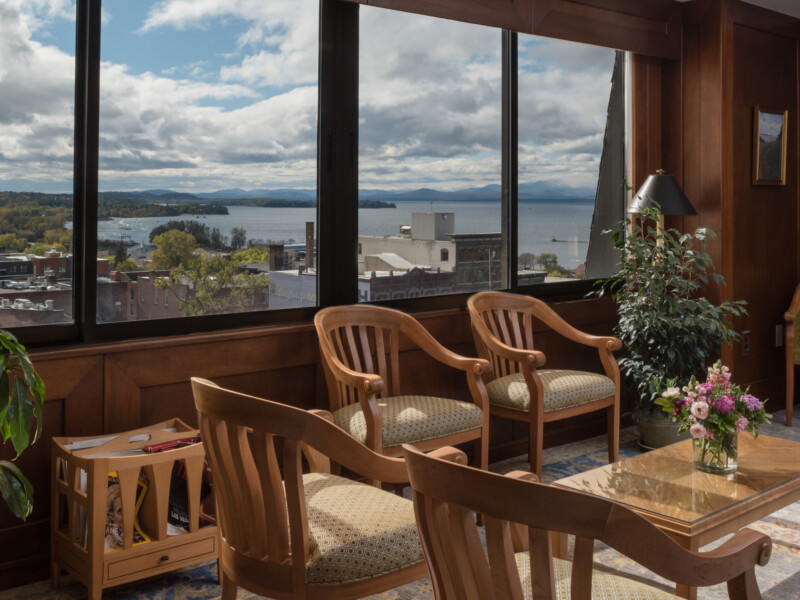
2;0;615;195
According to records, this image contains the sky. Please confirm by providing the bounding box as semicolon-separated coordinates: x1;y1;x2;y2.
0;0;616;194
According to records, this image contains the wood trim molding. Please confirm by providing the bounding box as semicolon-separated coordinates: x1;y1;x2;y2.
358;0;535;32
337;0;681;58
531;0;681;59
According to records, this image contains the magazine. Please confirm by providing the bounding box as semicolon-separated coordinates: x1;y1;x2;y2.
104;471;151;551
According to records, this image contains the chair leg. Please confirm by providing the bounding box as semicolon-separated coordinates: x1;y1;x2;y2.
529;418;543;478
473;434;488;472
787;364;794;427
220;570;237;600
607;402;620;463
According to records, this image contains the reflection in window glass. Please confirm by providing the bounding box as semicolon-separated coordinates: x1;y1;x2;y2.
358;8;502;302
517;36;623;284
96;0;319;323
0;2;75;328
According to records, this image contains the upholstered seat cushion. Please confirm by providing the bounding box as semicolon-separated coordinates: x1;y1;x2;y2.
486;369;615;413
515;553;677;600
333;395;483;448
303;472;424;585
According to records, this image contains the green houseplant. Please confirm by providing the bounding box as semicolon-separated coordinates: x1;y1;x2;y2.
596;203;746;443
0;330;45;519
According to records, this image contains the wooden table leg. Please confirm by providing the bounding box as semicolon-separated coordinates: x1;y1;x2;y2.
674;535;699;600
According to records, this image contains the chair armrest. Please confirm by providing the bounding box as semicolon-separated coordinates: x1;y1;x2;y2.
473;322;547;369
304;413;409;483
320;348;385;395
424;445;469;465
607;517;772;588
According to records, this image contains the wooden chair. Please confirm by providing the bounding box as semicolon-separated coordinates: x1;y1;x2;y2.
467;291;621;477
314;304;491;479
784;283;800;426
191;378;428;600
403;444;773;600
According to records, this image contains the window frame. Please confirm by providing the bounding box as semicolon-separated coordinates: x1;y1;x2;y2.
11;0;623;347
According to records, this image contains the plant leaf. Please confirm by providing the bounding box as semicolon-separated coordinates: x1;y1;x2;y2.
7;376;34;457
0;460;33;520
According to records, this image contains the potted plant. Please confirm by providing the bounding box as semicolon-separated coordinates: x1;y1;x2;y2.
596;203;746;447
0;329;45;519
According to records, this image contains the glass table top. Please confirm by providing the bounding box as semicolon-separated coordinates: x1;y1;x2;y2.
553;434;800;525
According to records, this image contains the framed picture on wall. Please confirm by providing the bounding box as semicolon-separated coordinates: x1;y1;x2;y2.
752;106;788;186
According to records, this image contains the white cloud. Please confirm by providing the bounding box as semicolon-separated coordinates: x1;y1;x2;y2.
1;0;617;194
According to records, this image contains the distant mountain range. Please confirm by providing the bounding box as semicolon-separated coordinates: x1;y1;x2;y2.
100;182;594;205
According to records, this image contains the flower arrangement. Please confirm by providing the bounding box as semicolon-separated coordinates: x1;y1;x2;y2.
654;360;771;473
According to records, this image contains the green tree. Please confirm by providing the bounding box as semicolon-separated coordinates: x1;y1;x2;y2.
535;252;559;271
231;246;270;265
0;234;27;252
28;242;67;256
151;230;197;270
170;252;269;316
112;242;128;268
518;252;535;269
115;258;139;272
230;227;247;251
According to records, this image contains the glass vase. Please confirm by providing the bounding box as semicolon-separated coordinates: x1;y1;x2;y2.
693;432;737;474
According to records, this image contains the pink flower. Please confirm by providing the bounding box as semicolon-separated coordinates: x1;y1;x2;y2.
736;414;749;432
696;383;713;396
713;395;735;414
690;423;706;438
690;401;709;420
741;394;762;412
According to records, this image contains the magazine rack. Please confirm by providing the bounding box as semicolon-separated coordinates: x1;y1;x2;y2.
51;418;219;600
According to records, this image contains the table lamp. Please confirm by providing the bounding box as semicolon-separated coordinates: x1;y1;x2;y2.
629;169;697;216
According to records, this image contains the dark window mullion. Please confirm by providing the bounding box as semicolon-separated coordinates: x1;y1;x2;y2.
80;0;101;341
318;0;359;308
502;30;518;290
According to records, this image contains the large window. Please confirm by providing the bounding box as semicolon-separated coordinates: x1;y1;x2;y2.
357;8;503;302
96;0;319;323
0;1;75;329
517;36;624;285
2;2;627;344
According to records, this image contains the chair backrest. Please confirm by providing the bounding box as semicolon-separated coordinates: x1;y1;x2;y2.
467;291;544;378
403;444;771;600
191;377;409;585
315;304;409;410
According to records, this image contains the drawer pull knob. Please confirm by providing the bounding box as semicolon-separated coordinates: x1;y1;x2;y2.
160;555;169;562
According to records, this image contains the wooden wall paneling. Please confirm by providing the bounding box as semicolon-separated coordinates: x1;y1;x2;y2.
631;54;663;192
102;324;320;433
678;21;702;236
731;22;798;398
0;353;103;589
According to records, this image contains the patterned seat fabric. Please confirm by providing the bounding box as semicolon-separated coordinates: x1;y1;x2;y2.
515;553;678;600
486;369;615;413
333;395;484;448
303;472;424;585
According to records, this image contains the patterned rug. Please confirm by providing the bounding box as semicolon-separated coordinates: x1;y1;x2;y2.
4;410;798;600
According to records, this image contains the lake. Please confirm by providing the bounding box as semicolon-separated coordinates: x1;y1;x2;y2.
97;200;596;268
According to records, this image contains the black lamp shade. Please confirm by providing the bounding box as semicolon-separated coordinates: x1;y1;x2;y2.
629;173;697;216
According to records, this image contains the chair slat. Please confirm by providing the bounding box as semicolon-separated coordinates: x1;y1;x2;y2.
485;516;525;600
375;327;389;396
251;431;290;561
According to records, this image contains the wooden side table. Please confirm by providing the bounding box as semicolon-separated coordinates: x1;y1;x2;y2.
51;419;219;600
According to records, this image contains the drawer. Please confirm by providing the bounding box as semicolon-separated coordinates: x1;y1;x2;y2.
105;535;216;582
